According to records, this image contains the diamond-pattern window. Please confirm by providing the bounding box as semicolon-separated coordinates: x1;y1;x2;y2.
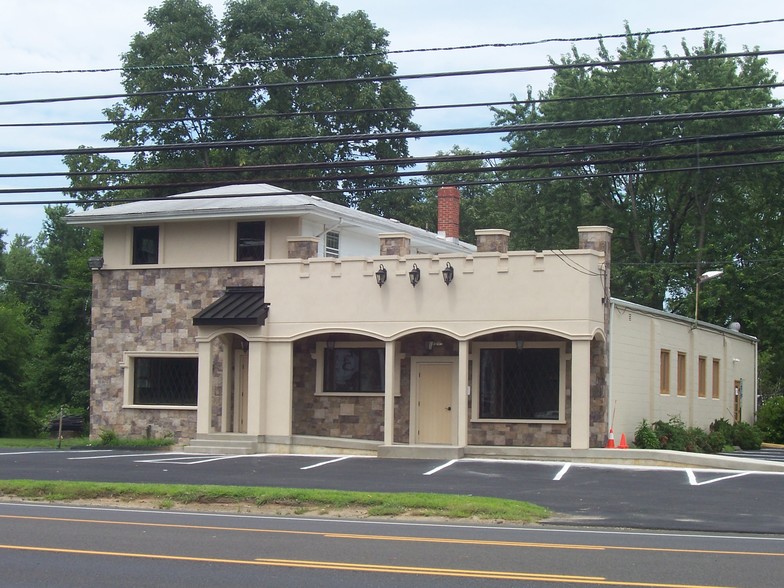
133;357;198;406
479;348;560;420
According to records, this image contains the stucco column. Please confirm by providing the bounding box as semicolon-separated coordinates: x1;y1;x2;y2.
196;340;212;435
246;340;264;436
457;340;470;447
570;339;592;449
262;341;293;439
383;340;397;445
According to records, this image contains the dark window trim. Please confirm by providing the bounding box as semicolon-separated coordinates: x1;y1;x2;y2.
132;225;159;265
236;221;266;262
473;342;565;422
317;343;386;395
127;354;198;408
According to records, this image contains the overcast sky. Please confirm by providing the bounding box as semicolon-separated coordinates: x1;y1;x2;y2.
1;0;781;240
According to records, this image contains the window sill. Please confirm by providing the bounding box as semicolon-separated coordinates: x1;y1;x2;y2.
123;404;197;410
316;392;391;397
471;418;566;425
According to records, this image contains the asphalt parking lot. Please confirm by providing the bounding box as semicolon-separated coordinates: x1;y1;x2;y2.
2;448;784;534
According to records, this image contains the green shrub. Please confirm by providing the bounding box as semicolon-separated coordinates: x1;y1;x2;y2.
98;429;119;446
632;416;753;454
705;430;727;453
633;419;660;449
730;421;763;450
684;427;710;453
756;396;784;444
653;416;688;451
709;418;734;439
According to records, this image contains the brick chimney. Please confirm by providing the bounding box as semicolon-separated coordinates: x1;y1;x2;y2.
437;186;460;240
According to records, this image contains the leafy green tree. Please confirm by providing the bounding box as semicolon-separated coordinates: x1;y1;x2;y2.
0;302;36;437
0;227;6;274
756;396;784;443
493;27;781;310
26;207;99;415
72;0;418;213
1;235;50;329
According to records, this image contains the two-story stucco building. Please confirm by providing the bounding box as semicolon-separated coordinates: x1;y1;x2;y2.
67;183;757;456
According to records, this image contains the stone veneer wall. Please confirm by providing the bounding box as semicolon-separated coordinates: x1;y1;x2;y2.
292;338;413;442
89;266;264;442
589;336;609;447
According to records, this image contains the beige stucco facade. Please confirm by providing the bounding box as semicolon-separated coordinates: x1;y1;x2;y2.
609;300;757;442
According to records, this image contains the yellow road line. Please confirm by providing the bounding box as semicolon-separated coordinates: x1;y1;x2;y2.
0;513;780;558
0;544;733;587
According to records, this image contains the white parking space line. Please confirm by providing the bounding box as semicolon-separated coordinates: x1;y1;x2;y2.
68;452;183;460
423;459;458;476
0;450;109;456
300;456;353;470
553;463;571;480
138;454;270;465
686;469;752;486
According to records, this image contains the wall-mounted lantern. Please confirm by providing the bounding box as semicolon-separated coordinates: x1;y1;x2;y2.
409;264;420;287
87;256;104;271
442;262;454;285
375;264;387;287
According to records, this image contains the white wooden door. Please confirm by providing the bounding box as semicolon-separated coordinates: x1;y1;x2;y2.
416;363;453;444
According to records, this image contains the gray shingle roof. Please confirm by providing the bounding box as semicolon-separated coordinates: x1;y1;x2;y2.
66;183;475;253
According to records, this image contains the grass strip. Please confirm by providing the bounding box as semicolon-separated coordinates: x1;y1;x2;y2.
0;437;173;449
0;479;549;522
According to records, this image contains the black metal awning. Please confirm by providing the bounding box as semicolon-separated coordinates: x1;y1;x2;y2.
193;286;268;326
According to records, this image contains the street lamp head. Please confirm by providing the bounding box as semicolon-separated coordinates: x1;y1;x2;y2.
699;270;723;283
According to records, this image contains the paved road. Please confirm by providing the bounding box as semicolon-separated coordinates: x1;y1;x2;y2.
2;501;783;587
2;449;784;533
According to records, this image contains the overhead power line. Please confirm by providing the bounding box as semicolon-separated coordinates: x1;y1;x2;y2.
3;17;782;77
3;141;782;196
2;131;783;184
2;106;781;159
3;82;782;130
3;158;783;207
3;49;783;108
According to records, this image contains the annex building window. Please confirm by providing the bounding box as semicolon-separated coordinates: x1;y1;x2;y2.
677;352;687;397
132;356;198;406
321;346;384;394
325;231;340;257
660;349;670;394
132;226;159;265
478;345;563;420
236;221;265;261
698;356;707;398
712;359;721;399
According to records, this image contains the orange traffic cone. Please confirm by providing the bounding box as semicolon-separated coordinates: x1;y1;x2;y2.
618;433;629;449
606;428;615;448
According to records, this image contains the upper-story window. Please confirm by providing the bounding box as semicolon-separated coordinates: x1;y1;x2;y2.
236;221;265;261
325;231;340;258
132;226;159;265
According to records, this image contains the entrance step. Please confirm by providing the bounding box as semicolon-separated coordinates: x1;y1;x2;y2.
377;445;465;460
183;435;258;455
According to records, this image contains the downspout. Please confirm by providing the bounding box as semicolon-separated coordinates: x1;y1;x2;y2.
754;339;759;423
608;299;615;438
315;218;343;237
